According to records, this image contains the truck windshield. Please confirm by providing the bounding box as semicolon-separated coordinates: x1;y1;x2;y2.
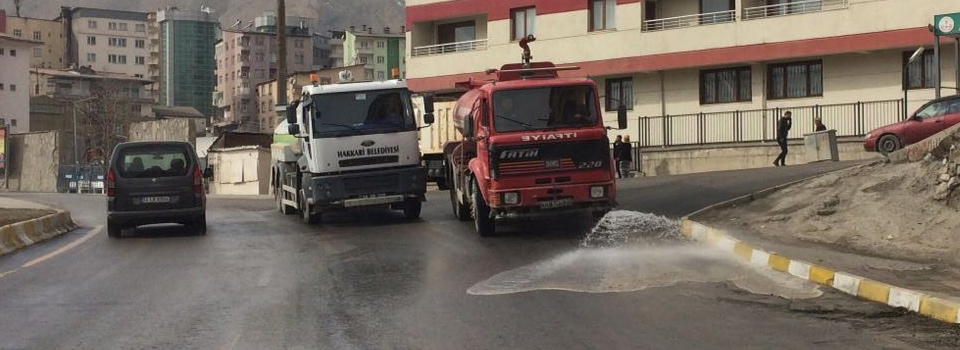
491;85;598;133
310;89;416;137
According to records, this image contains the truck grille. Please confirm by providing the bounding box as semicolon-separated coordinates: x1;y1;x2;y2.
343;173;399;195
339;155;399;168
493;140;609;177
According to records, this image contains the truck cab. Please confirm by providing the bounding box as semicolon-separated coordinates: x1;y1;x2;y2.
444;37;627;235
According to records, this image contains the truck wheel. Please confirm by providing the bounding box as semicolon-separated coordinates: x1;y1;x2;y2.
403;199;422;220
300;192;321;224
449;168;471;221
471;181;496;237
107;220;121;238
436;177;449;191
276;187;294;215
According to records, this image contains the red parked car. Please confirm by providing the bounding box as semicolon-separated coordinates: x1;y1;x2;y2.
864;95;960;154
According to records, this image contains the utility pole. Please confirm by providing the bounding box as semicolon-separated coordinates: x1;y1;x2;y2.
276;0;288;110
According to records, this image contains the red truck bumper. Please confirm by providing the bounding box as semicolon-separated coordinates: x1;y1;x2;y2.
487;181;616;220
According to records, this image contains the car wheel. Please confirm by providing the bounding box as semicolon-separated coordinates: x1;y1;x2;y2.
471;180;496;237
878;134;902;155
403;198;422;220
107;220;121;238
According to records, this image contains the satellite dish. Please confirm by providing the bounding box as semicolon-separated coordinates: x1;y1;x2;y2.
339;70;354;82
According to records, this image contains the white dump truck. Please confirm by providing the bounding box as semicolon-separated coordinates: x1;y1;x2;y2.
413;97;457;189
271;74;435;224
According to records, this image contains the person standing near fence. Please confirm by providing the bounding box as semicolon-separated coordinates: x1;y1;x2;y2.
773;111;792;167
814;117;827;132
620;135;633;178
612;135;623;179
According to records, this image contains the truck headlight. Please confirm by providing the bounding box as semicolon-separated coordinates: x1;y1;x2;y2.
503;192;519;205
590;186;606;198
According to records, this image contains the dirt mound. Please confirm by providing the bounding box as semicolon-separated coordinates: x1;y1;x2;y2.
711;130;960;265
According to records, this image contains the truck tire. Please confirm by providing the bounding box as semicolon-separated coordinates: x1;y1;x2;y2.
300;191;321;225
403;198;422;220
449;167;472;221
472;180;496;237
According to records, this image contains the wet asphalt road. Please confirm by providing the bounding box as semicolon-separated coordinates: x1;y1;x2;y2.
1;161;958;350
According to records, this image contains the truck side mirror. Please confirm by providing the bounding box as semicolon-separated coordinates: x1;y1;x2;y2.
203;167;213;178
285;102;298;124
617;105;628;130
287;123;301;135
463;114;474;138
422;95;436;125
423;112;435;125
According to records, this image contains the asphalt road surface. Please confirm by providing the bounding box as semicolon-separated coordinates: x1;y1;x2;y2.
2;161;958;350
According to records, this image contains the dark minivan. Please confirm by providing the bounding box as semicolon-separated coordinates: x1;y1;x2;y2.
107;141;211;237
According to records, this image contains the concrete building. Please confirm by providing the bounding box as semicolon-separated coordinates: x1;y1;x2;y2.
146;12;160;102
30;67;154;120
328;30;346;68
213;26;313;132
406;0;960;147
255;64;368;131
0;10;66;69
157;7;219;117
313;33;333;69
0;33;41;134
344;25;406;81
63;7;151;78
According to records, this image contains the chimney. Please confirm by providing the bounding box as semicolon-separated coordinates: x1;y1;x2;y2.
349;25;355;32
361;24;367;31
367;27;372;34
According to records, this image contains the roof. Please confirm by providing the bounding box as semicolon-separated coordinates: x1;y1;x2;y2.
33;68;153;84
0;33;42;46
302;79;408;95
195;136;217;158
153;106;206;119
69;8;149;21
209;132;272;150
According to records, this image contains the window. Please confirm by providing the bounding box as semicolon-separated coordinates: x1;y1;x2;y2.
9;85;15;92
135;24;145;32
88;20;98;29
135;40;145;48
360;41;369;49
136;56;145;65
10;50;16;57
295;53;304;64
10;119;16;126
904;50;936;90
117;146;192;178
119;38;127;47
589;0;616;31
109;22;118;30
437;21;476;44
109;37;117;46
119;23;128;31
132;105;142;113
87;36;96;45
87;53;96;62
109;54;118;63
13;29;22;37
0;48;4;55
0;84;4;90
376;56;385;64
270;68;277;79
915;98;960;119
768;60;822;99
700;67;751;104
33;48;43;58
511;7;536;40
377;71;386;80
359;56;368;64
33;31;42;40
377;41;385;49
605;77;633;111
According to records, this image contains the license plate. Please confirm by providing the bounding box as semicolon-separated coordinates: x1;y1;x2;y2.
539;198;574;209
141;196;171;204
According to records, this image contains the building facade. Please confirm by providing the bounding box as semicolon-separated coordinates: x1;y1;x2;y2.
158;7;218;117
344;26;406;81
146;12;161;102
30;67;155;120
406;0;960;146
65;8;151;78
213;28;313;132
0;10;66;69
0;33;41;133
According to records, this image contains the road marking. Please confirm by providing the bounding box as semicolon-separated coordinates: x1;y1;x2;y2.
0;270;16;279
22;225;102;268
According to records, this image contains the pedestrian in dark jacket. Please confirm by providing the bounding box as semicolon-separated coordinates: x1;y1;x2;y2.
814;118;827;132
773;111;792;167
619;135;633;178
613;135;623;178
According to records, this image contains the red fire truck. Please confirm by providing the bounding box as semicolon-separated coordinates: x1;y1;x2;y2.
443;36;627;236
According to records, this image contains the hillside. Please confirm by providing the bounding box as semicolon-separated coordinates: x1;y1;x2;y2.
11;0;405;33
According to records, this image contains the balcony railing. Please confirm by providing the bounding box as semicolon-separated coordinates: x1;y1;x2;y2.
635;99;902;147
642;10;735;32
743;0;848;20
412;39;488;57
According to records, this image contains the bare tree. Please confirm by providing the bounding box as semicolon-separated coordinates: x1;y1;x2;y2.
14;0;22;17
76;84;136;164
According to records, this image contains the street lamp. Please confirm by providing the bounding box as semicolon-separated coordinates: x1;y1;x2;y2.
904;47;925;120
72;96;98;165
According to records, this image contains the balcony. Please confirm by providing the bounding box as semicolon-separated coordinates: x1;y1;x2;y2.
642;10;735;32
212;91;223;106
742;0;848;21
412;39;488;57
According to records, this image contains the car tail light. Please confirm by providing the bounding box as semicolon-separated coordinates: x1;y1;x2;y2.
193;166;203;195
106;168;116;197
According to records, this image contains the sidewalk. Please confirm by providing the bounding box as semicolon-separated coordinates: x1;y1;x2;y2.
0;196;53;210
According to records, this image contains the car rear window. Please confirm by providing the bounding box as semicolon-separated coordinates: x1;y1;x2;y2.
117;146;192;178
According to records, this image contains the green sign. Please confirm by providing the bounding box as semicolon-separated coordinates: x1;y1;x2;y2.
934;13;960;36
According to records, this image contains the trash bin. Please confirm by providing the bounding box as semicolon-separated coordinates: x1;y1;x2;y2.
803;129;839;163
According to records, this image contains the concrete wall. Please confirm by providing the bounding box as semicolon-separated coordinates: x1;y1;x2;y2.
128;118;197;145
207;146;270;195
5;131;71;192
638;139;880;176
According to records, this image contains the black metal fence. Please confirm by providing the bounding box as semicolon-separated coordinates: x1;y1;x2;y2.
57;165;107;194
636;99;903;147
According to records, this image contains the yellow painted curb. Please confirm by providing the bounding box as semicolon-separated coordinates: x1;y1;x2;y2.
808;266;835;286
733;242;753;260
858;280;891;304
919;297;960;323
768;254;791;273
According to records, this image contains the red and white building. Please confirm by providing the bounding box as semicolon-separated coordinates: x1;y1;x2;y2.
406;0;960;146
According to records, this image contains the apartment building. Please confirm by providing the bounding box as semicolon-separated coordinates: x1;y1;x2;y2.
406;0;960;147
0;33;41;133
64;8;151;78
0;10;66;69
146;12;160;102
255;64;368;130
344;25;406;81
158;7;218;117
30;67;154;120
213;27;313;132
